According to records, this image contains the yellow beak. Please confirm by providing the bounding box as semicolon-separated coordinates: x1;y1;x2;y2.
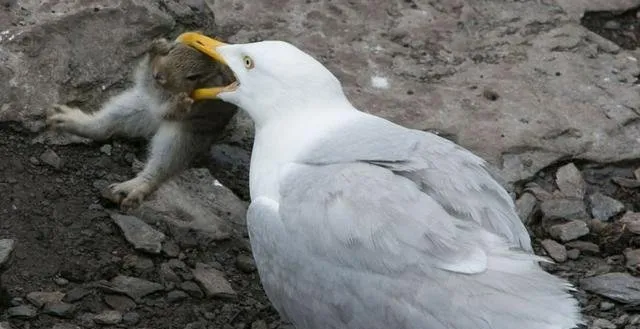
176;32;232;100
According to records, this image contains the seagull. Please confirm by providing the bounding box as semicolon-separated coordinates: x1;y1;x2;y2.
176;32;583;329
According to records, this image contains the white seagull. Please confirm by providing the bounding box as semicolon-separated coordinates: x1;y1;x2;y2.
177;32;583;329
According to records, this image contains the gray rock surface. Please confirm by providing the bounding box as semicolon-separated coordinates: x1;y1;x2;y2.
541;239;567;262
540;199;589;220
548;220;590;242
6;305;37;319
93;310;123;325
581;272;640;304
26;291;65;308
555;163;586;199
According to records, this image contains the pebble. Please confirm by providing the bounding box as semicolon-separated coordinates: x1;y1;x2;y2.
515;192;537;224
160;263;181;283
540;239;567;262
589;193;625;221
180;281;204;298
0;322;9;329
99;144;112;155
599;301;615;311
565;240;600;255
591;318;616;329
43;302;76;318
620;212;640;234
93;310;122;325
53;277;69;286
167;290;189;303
122;254;154;272
111;214;166;254
624;249;640;271
26;291;65;308
97;275;164;301
39;149;63;169
603;20;621;30
7;305;37;318
566;249;580;260
162;240;181;258
103;294;136;311
540;199;588;220
548;220;589;242
581;272;640;304
252;320;268;329
555;163;585;198
122;311;140;325
236;254;257;273
611;176;640;188
0;239;15;269
76;312;96;328
63;287;91;302
192;263;237;299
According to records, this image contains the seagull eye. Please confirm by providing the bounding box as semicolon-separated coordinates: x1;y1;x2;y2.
243;56;254;69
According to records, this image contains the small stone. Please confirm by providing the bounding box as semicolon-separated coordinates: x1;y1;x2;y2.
184;321;207;329
236;254;256;273
160;263;181;284
515;192;537;224
567;249;580;260
565;241;600;255
63;287;91;302
540;199;588;220
77;312;96;328
251;320;268;329
111;214;165;254
620;212;640;234
603;20;621;30
591;318;616;329
599;301;615;311
122;254;154;272
103;294;136;312
180;281;204;298
192;263;237;299
611;176;640;188
7;305;37;318
0;322;9;329
167;290;189;303
162;240;180;258
555;163;585;198
624;249;640;271
26;291;65;308
541;239;567;262
581;272;640;304
97;275;164;301
43;302;76;318
52;324;81;329
589;193;625;221
40;149;63;169
122;312;140;325
99;144;112;155
93;310;122;325
0;239;16;268
548;220;589;242
53;277;69;286
635;167;640;180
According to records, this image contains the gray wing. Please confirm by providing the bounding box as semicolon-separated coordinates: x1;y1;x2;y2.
301;114;532;251
249;162;576;329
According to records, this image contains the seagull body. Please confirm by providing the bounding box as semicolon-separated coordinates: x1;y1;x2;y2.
177;33;583;329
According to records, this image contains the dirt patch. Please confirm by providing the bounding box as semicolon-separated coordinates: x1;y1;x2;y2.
0;125;279;329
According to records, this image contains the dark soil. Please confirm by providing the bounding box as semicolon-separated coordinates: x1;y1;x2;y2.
581;6;640;50
0;124;279;329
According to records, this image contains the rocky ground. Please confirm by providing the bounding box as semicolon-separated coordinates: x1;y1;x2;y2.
2;1;640;329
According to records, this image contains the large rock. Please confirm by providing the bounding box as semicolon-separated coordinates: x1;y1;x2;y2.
206;0;640;187
0;0;217;137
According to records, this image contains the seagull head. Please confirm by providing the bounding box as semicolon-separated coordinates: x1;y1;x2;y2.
176;32;351;126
